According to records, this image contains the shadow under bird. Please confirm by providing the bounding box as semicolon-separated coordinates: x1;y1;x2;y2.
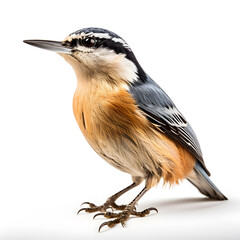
24;27;228;232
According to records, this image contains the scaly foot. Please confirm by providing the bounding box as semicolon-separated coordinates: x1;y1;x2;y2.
94;205;158;232
77;199;127;214
77;182;138;214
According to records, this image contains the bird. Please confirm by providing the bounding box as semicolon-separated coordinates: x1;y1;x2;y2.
24;27;227;232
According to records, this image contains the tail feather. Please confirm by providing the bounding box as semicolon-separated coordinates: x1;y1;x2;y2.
187;161;228;200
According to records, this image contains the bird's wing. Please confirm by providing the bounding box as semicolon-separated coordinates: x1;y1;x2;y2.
129;75;210;176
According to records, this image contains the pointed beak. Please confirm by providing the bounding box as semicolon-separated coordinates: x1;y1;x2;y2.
23;39;72;54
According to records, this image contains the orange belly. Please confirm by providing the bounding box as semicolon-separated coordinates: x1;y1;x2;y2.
73;83;195;188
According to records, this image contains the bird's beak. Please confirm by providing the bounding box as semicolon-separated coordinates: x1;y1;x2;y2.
23;39;72;54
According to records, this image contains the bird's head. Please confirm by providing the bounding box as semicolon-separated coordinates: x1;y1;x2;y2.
24;28;145;85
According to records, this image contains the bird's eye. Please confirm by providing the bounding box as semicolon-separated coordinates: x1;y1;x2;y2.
83;37;96;47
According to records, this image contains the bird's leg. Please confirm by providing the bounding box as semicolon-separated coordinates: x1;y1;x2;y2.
78;182;138;214
96;187;158;232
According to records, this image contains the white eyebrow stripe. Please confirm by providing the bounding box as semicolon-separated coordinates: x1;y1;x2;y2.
70;32;112;39
90;33;112;39
112;37;131;50
112;37;126;44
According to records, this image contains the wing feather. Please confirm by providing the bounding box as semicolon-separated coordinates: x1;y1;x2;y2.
129;75;210;176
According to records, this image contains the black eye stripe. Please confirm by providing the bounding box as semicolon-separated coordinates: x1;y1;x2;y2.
69;39;77;47
63;39;77;47
65;36;130;55
64;37;97;48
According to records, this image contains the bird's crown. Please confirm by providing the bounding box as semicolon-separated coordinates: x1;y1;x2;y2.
63;27;132;54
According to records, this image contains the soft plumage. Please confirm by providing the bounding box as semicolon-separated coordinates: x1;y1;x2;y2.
24;27;228;232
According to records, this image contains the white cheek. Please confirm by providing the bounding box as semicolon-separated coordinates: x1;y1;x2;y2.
94;48;138;83
117;56;138;83
72;47;138;83
76;45;93;53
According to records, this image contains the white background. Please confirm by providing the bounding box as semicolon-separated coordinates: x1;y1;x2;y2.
1;0;240;239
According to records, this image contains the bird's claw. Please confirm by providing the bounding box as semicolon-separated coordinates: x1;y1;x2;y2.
97;206;158;232
98;221;110;232
77;201;114;215
81;202;97;208
93;213;105;219
77;198;126;215
78;199;158;232
131;207;158;216
148;207;158;213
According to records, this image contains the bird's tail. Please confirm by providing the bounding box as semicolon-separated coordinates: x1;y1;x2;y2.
187;161;228;200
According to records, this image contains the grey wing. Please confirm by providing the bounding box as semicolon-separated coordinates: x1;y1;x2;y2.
129;75;210;176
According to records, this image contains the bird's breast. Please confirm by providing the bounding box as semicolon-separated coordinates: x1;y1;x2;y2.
72;80;195;187
72;81;150;176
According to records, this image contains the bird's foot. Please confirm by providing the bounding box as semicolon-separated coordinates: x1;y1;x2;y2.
94;205;158;232
77;198;127;214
